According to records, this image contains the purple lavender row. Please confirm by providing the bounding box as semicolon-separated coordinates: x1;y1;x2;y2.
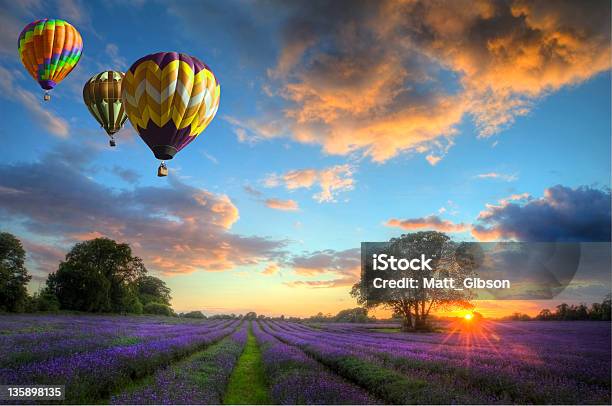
111;323;248;404
0;315;229;368
273;321;611;389
266;321;611;404
0;320;240;403
252;321;378;405
261;321;505;404
272;319;611;388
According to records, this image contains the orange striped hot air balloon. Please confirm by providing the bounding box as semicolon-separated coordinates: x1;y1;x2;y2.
17;19;83;101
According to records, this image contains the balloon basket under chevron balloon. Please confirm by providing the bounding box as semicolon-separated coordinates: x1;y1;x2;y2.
157;162;168;177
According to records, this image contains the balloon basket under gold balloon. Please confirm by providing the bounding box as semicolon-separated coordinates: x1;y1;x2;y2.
109;137;116;147
43;91;50;101
157;162;168;177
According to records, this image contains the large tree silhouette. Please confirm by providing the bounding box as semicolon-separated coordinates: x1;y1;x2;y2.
352;231;478;331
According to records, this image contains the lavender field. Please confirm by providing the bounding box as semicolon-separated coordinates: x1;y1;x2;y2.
0;314;609;404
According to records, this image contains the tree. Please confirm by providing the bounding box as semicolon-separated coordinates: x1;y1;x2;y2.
556;303;570;320
46;238;146;313
143;302;174;316
537;309;553;320
182;310;206;319
352;231;478;331
334;307;370;323
136;275;171;306
0;232;32;312
32;290;60;312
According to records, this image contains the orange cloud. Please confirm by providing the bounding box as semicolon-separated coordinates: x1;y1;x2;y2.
265;198;299;211
386;215;469;233
286;248;361;287
265;164;354;202
262;263;279;276
0;146;286;277
227;0;610;163
470;225;505;242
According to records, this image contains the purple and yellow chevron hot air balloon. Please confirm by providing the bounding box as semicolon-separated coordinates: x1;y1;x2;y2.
18;19;83;101
122;52;220;177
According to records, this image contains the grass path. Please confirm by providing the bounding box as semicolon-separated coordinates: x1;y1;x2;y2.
223;323;271;405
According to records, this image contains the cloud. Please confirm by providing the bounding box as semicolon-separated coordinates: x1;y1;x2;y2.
112;166;140;184
0;66;70;137
476;172;518;181
243;185;263;197
56;0;88;25
223;0;610;163
265;198;299;211
0;0;41;55
0;145;286;275
262;263;279;276
289;248;359;276
202;151;219;165
386;215;469;233
472;185;611;242
498;192;531;205
243;184;301;212
103;43;128;71
265;164;354;202
426;155;442;166
284;248;360;288
21;239;65;276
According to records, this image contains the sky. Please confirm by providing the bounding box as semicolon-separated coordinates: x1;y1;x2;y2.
0;0;610;318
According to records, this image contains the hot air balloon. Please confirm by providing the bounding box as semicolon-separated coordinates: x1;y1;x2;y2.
18;19;83;101
83;71;128;147
122;52;220;177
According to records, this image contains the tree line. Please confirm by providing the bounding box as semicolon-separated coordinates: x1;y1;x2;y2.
503;298;611;321
0;232;174;316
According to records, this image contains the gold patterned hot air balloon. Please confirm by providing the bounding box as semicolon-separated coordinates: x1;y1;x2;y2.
18;19;83;101
122;52;220;176
83;71;127;147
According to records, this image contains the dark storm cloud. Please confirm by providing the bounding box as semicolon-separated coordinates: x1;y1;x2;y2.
0;145;286;275
472;185;611;242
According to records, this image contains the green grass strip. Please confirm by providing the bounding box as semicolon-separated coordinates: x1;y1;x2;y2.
223;323;271;405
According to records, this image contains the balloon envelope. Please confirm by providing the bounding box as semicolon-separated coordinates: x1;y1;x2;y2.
122;52;220;160
83;71;128;136
18;19;83;91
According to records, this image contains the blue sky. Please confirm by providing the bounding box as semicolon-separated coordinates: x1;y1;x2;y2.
0;0;610;316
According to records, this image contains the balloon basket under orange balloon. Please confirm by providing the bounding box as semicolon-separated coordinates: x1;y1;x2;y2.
43;91;50;101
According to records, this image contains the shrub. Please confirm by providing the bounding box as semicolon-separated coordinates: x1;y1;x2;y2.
143;302;174;316
125;298;143;314
182;310;206;319
36;291;60;312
